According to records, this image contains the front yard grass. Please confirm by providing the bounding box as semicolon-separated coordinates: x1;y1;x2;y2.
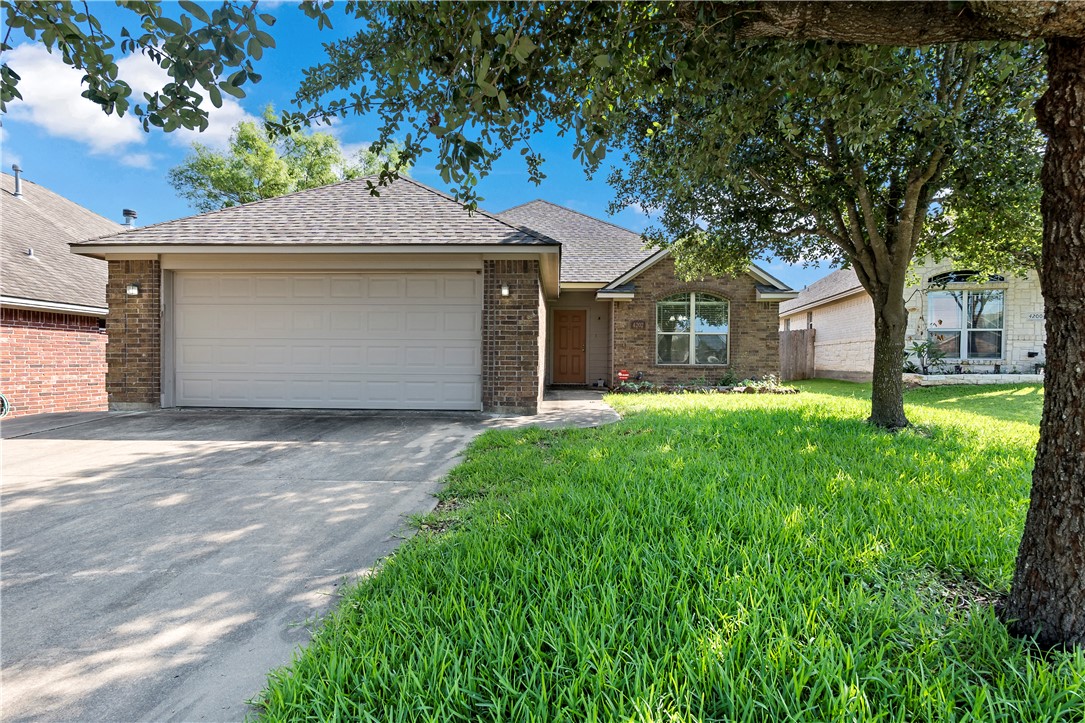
257;381;1083;721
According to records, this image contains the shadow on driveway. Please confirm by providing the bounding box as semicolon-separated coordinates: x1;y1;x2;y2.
1;410;485;722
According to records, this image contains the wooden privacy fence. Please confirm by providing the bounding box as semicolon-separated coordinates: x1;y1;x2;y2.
779;329;815;381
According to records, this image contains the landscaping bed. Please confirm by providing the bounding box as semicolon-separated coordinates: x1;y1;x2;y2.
611;374;800;395
256;380;1082;721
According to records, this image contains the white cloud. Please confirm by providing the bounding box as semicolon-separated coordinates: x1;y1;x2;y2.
3;44;254;156
120;152;155;169
4;44;146;154
115;52;255;149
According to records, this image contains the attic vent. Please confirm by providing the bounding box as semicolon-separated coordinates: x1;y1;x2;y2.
12;163;23;198
123;209;138;228
26;248;35;258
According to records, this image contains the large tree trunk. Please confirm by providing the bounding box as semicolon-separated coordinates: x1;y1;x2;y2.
867;289;910;430
1003;38;1085;648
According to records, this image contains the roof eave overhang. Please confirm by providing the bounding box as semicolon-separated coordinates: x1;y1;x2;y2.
1;295;107;317
595;291;634;300
779;287;866;317
560;281;607;290
600;247;796;296
757;290;801;302
72;243;561;259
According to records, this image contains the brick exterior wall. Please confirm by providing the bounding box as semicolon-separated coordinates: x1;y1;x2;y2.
612;257;781;385
781;292;875;381
106;260;161;409
482;259;541;413
0;308;107;417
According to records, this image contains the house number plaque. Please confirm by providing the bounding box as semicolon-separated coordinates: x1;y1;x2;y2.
631;320;646;330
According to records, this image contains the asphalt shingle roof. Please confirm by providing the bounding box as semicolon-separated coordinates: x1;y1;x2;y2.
2;172;119;310
77;177;557;248
497;200;654;283
779;267;863;315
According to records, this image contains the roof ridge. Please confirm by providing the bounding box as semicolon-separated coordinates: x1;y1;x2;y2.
3;176;122;241
397;179;560;245
83;174;383;244
502;199;644;240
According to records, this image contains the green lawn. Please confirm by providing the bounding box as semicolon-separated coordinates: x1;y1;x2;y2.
256;381;1083;722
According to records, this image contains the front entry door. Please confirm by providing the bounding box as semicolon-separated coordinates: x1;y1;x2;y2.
553;310;587;384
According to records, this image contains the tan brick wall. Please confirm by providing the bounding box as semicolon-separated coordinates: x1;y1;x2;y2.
0;309;107;416
904;259;1046;373
612;258;781;385
106;260;161;409
482;260;540;413
781;292;876;380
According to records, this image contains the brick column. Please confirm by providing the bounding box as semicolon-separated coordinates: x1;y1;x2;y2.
106;260;161;410
482;260;541;413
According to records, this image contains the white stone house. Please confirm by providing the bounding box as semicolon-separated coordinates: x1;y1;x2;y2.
780;259;1046;381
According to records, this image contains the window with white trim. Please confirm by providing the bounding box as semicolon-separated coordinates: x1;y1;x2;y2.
927;289;1004;360
656;293;729;365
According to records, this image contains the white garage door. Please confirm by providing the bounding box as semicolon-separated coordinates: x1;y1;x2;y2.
173;272;482;410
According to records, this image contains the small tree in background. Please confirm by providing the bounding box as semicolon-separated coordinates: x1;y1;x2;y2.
168;107;406;212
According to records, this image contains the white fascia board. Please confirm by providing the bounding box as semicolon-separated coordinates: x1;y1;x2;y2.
756;290;801;302
595;291;635;300
602;249;671;290
561;282;607;290
603;248;796;295
746;263;792;290
779;287;866;317
1;295;107;316
72;244;561;259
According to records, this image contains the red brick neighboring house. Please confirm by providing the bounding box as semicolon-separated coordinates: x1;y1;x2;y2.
71;178;795;415
1;171;121;417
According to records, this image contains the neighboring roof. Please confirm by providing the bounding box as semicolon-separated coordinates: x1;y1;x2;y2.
75;177;559;249
1;172;119;313
497;200;655;283
598;248;797;301
779;268;864;316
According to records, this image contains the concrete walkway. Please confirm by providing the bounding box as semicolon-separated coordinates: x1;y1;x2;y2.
0;395;618;722
486;388;620;430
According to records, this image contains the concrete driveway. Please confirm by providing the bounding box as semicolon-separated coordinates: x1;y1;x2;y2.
1;410;488;722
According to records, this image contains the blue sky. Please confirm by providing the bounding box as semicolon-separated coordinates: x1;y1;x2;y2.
1;2;831;289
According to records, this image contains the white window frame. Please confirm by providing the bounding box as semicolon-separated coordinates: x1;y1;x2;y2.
926;287;1005;361
655;292;730;366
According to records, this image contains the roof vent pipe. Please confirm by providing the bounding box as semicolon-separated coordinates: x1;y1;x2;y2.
123;209;138;228
11;163;23;198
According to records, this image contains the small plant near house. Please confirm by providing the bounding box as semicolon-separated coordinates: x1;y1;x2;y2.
904;340;948;375
612;374;798;395
716;370;740;386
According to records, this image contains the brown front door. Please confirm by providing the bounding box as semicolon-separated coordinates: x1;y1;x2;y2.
553;310;587;384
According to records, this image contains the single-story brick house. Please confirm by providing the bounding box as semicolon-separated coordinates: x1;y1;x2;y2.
2;169;121;417
779;261;1046;381
72;178;796;414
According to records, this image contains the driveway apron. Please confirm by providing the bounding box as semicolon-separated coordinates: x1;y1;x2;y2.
0;410;484;722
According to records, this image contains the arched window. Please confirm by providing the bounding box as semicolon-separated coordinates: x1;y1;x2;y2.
928;270;1005;285
656;293;729;365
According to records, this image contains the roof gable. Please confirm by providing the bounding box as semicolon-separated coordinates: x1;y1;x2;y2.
1;173;118;311
497;200;654;283
77;177;558;248
599;248;795;297
779;268;864;316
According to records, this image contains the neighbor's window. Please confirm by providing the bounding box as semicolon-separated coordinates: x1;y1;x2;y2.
656;293;729;364
927;289;1004;359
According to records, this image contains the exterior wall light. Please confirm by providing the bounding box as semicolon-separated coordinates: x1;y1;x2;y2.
500;284;510;297
126;284;140;296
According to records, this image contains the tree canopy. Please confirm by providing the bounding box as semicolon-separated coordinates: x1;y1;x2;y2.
3;0;1083;647
168;107;405;212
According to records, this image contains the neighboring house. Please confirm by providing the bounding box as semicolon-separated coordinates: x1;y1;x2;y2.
780;260;1045;381
71;178;796;415
2;169;121;417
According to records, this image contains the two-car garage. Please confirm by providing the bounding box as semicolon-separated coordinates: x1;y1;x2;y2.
170;271;483;410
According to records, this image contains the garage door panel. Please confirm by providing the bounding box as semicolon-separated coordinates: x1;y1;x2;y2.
174;272;482;410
